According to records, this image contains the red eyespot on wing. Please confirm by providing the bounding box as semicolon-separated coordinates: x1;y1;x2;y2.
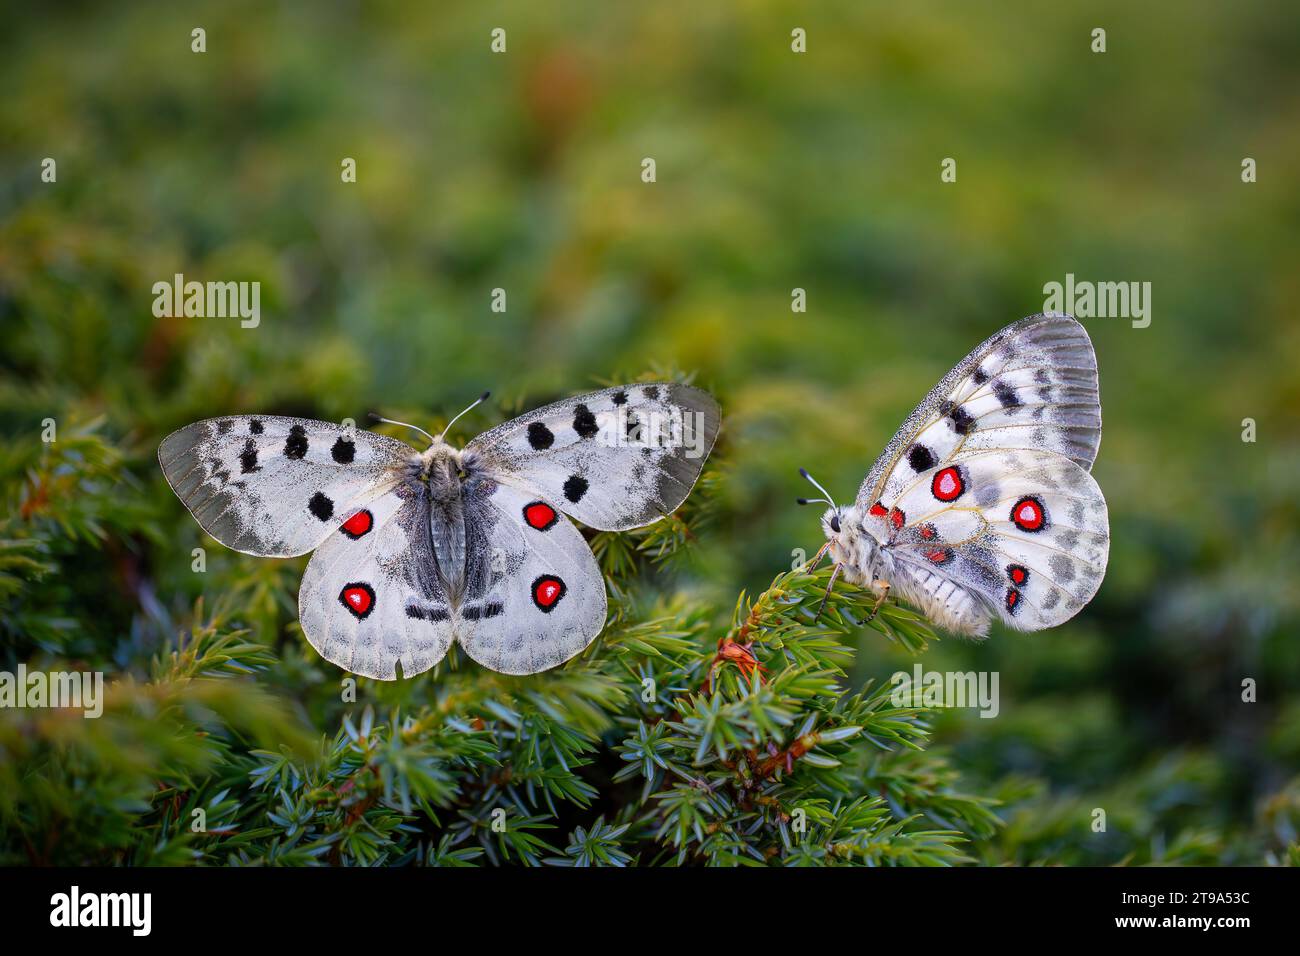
869;501;888;517
1011;496;1046;532
339;582;376;620
523;501;558;531
889;507;906;530
931;466;965;502
925;547;953;565
1007;564;1029;585
531;575;566;612
340;509;373;539
919;523;938;540
1005;587;1021;613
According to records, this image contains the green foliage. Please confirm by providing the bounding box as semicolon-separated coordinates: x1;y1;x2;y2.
1;418;1293;865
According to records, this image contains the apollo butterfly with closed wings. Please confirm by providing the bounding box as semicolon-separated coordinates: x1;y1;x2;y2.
799;313;1108;637
159;384;719;678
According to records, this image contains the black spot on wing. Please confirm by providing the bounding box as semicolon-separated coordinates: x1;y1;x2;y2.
563;474;588;503
308;491;334;521
993;379;1023;411
239;439;260;474
527;422;554;450
643;385;660;400
462;601;505;621
217;420;234;434
331;437;356;463
972;366;989;385
948;405;974;435
612;390;628;405
406;605;450;623
907;444;936;472
573;403;599;439
285;425;308;459
249;419;264;434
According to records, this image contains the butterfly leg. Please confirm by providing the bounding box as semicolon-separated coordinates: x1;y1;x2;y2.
813;563;842;622
865;579;891;623
804;540;831;573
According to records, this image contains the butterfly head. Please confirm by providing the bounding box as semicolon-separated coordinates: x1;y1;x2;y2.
371;392;491;480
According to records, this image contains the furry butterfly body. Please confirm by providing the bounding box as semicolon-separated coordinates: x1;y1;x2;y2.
159;384;719;678
808;313;1108;637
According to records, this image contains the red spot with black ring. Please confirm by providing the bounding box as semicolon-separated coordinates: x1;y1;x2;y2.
1010;495;1047;532
532;575;566;612
339;582;376;620
340;509;373;539
523;501;558;531
931;466;965;502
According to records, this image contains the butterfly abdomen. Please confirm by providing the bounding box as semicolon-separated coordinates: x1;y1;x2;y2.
892;565;993;638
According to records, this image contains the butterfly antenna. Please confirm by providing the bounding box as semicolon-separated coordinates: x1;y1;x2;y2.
367;412;438;447
439;391;491;440
797;467;838;510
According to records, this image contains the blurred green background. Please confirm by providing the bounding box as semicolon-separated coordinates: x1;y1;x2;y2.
2;0;1298;864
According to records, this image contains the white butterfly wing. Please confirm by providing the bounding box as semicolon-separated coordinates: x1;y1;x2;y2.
297;483;455;680
857;312;1101;513
159;416;415;557
882;448;1109;631
464;383;720;531
453;478;606;675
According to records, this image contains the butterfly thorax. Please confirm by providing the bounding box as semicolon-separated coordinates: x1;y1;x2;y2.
414;439;464;492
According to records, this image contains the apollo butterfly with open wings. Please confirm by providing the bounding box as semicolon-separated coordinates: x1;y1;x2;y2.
159;384;719;678
798;313;1108;636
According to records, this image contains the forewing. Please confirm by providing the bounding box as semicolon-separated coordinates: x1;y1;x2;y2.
453;478;606;675
298;481;454;680
159;415;415;557
464;383;720;531
884;448;1109;631
857;313;1101;512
